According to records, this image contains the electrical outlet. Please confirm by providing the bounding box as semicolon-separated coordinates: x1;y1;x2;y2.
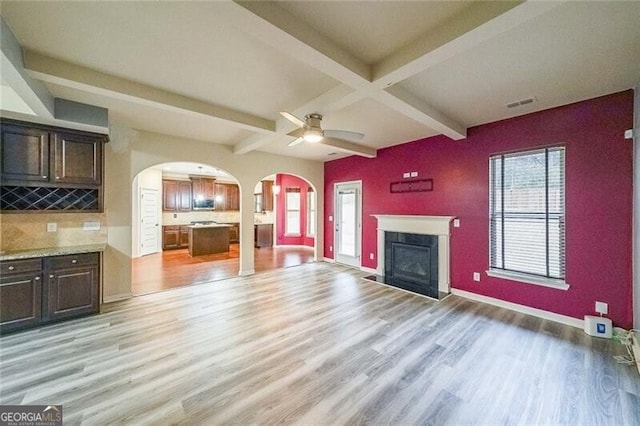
329;246;333;252
369;253;374;260
83;221;100;231
595;301;608;315
624;129;633;139
473;272;481;282
329;215;333;222
47;223;57;233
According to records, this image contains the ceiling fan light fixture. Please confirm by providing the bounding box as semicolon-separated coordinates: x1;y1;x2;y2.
303;128;324;143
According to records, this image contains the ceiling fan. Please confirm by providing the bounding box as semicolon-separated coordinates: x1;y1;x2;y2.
280;111;365;146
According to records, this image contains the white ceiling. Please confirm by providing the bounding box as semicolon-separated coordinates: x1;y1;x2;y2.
1;1;639;162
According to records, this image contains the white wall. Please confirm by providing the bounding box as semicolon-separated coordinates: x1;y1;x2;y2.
103;126;324;302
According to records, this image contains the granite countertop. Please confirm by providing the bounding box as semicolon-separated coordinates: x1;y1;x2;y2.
0;243;107;261
187;224;232;229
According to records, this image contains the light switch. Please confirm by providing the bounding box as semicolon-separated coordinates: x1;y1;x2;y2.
410;171;418;177
47;223;57;233
403;172;410;178
453;219;460;227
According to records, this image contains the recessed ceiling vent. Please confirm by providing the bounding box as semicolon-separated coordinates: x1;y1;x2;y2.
506;97;536;109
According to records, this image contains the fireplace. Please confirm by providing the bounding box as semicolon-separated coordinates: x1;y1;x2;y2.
367;215;455;300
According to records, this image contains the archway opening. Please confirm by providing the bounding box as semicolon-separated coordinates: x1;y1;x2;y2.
252;173;316;274
130;161;241;295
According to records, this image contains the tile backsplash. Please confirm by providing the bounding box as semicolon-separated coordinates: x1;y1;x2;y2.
0;212;107;251
162;211;241;225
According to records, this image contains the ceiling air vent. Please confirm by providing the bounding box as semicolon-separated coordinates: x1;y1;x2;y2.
506;97;536;109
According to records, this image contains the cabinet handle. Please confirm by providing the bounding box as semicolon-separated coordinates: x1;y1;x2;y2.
49;274;55;278
71;259;78;264
8;265;15;271
34;276;40;281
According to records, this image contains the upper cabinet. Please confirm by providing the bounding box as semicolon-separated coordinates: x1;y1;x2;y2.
53;132;102;186
0;119;107;212
215;182;239;211
1;122;103;187
162;179;192;212
262;180;274;211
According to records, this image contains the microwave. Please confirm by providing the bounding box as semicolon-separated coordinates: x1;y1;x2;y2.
193;198;215;210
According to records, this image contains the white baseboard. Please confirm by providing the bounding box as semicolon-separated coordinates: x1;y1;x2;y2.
632;331;640;376
360;266;377;275
323;257;335;263
451;288;584;329
103;292;132;303
239;269;255;276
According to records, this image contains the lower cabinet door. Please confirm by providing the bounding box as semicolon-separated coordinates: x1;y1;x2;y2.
0;273;42;333
44;255;99;322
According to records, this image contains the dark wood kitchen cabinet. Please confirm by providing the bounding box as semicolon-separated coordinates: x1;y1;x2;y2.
43;253;100;322
162;225;190;250
255;224;273;248
191;177;215;201
0;259;43;333
162;180;192;212
0;119;107;212
261;180;274;211
1;121;103;186
229;223;239;243
215;183;240;211
0;252;101;334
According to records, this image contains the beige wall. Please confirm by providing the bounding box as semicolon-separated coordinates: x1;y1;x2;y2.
103;126;324;301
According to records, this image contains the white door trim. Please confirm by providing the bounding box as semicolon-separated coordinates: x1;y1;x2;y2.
334;180;362;268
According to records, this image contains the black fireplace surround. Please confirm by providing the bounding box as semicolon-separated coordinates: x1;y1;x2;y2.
365;231;441;299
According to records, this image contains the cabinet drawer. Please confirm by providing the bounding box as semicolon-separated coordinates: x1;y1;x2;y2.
47;252;99;269
0;258;42;275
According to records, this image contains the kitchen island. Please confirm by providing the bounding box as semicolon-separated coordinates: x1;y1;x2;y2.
188;224;232;256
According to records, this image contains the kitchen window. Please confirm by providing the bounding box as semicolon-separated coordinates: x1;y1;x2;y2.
488;146;568;289
285;187;301;236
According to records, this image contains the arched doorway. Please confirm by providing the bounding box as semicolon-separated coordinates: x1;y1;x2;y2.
252;173;315;274
130;161;241;295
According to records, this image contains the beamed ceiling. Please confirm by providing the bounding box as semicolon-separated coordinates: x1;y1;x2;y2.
1;1;639;161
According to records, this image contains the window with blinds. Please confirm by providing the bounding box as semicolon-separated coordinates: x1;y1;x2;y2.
285;187;301;236
489;147;566;282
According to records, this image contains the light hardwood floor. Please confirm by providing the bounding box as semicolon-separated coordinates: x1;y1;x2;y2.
132;244;315;295
1;262;639;424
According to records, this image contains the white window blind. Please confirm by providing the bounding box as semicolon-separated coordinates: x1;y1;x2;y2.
285;188;301;236
489;147;566;280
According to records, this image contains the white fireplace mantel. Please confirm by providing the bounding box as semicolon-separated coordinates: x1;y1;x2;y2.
373;215;456;295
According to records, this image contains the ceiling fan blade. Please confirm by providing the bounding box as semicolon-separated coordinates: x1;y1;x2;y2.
288;137;304;147
324;129;365;141
280;111;305;127
287;128;304;138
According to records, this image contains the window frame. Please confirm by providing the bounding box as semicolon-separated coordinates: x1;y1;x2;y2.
306;188;315;237
284;187;301;237
488;146;569;290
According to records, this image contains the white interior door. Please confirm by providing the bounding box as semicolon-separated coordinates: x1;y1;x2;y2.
335;182;361;267
140;188;160;256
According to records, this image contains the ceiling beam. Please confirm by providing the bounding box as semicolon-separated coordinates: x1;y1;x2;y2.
0;16;54;118
380;86;466;140
321;137;377;159
232;1;371;88
23;51;275;134
371;1;529;88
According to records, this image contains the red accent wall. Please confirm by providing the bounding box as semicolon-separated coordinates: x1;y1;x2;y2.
324;91;634;328
276;174;315;247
